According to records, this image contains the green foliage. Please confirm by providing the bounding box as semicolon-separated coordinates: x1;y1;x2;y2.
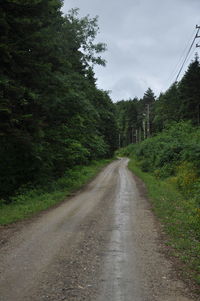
120;121;200;285
116;143;137;157
115;88;156;147
153;83;181;131
133;121;199;176
153;55;200;132
115;98;139;146
128;158;200;286
0;2;118;199
115;55;200;288
0;159;112;225
174;162;198;196
179;56;200;125
66;8;107;66
115;55;200;141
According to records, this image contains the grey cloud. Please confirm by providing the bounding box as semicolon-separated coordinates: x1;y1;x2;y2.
63;0;200;101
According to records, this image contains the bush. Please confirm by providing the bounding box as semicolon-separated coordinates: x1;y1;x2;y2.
130;122;199;173
175;162;198;196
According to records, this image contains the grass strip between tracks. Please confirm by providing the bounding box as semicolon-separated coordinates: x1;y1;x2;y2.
128;157;200;288
0;159;112;226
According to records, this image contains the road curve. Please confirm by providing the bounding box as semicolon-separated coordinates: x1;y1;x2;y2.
0;158;197;301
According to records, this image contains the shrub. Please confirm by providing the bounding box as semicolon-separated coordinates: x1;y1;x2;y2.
175;162;198;196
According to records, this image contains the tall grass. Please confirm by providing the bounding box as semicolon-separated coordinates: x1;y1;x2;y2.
126;156;200;288
0;159;112;225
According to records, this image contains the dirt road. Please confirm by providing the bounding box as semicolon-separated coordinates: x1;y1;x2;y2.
0;158;197;301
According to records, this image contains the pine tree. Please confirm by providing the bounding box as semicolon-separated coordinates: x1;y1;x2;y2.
0;2;118;199
179;54;200;125
153;83;181;131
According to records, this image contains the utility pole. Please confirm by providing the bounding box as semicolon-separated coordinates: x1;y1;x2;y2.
196;25;200;48
119;133;121;149
143;120;146;140
147;104;150;138
132;127;134;143
196;25;200;125
135;129;138;143
139;128;142;143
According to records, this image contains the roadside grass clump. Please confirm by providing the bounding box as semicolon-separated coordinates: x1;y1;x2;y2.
0;159;112;225
128;158;200;286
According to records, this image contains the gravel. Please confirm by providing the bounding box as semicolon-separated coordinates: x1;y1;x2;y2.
0;159;199;301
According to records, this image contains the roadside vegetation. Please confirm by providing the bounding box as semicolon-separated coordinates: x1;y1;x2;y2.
0;1;118;225
117;122;200;287
0;2;118;202
0;159;112;225
115;54;200;288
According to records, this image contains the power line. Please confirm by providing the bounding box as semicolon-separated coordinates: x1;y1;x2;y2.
175;26;200;82
167;27;197;84
181;39;198;69
186;46;196;64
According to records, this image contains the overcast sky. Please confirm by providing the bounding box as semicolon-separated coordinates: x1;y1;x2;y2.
62;0;200;102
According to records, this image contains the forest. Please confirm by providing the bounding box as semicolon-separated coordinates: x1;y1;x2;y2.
116;53;200;146
116;52;200;200
1;0;200;213
0;0;118;200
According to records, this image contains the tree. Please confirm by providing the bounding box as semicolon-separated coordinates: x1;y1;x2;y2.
142;87;156;106
0;2;118;199
179;55;200;125
138;88;156;138
115;99;138;146
153;83;181;132
0;0;64;197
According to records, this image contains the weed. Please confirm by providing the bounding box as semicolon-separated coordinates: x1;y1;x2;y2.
128;157;200;286
0;159;112;225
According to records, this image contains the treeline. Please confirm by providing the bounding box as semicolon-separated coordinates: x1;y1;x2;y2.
116;54;200;146
117;57;200;284
116;88;155;146
0;0;118;199
116;53;200;208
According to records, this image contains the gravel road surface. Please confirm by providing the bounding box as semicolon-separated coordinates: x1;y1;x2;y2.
0;158;197;301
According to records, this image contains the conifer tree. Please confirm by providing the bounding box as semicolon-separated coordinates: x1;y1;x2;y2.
179;54;200;125
0;2;118;199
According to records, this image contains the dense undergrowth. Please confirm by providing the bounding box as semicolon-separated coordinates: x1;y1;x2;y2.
117;121;200;287
0;3;118;200
0;159;111;225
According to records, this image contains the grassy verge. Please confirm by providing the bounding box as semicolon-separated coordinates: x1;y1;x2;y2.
0;159;112;225
128;157;200;287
